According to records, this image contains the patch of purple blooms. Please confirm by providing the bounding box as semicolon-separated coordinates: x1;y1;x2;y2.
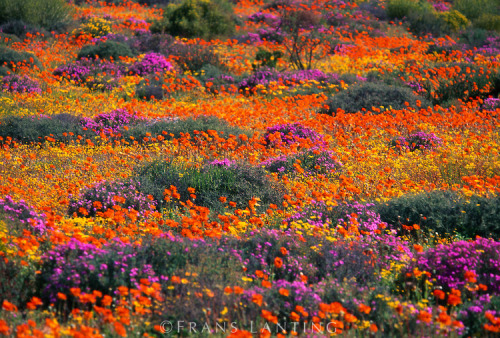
68;179;156;218
407;237;500;294
1;74;41;94
261;149;342;177
264;122;328;148
239;68;339;90
90;33;129;44
247;12;281;27
392;132;443;152
39;238;161;303
54;60;125;91
285;200;390;233
128;53;174;76
80;109;143;135
0;195;47;234
482;97;500;110
206;158;236;167
433;2;450;12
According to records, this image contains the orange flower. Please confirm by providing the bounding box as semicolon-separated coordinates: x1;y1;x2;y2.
418;310;432;323
57;293;67;300
233;286;244;295
171;276;181;284
274;257;283;269
224;286;233;294
0;320;9;335
279;288;290;297
358;304;371;314
344;313;357;323
464;270;477;283
114;322;127;337
252;294;263;306
290;311;300;322
261;310;278;324
280;247;288;256
413;244;423;253
369;323;378;333
433;289;445;300
437;312;452;326
2;300;17;312
255;270;265;279
262;280;272;288
219;196;227;203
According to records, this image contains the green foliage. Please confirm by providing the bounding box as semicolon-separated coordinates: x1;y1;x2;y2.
0;253;37;310
321;82;428;115
0;114;88;144
439;10;469;32
122;115;251;143
77;41;134;60
135;76;165;101
375;191;500;238
475;13;500;31
166;43;227;73
0;0;72;31
253;48;283;70
150;0;236;40
454;0;498;21
406;2;445;36
0;46;42;70
136;160;286;213
386;0;420;19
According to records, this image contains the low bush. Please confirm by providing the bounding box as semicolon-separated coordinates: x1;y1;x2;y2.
80;109;144;135
68;180;157;218
0;46;42;70
150;0;236;40
1;74;41;94
475;14;500;31
0;114;88;144
389;132;443;153
454;0;498;21
386;0;420;20
263;122;327;148
136;160;286;213
165;43;227;73
77;41;134;61
122;115;251;143
0;0;72;31
0;195;47;234
261;149;342;177
375;190;500;238
135;76;166;101
321;82;427;114
0;20;47;38
127;52;174;76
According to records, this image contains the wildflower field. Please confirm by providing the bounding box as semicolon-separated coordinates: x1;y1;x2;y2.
1;0;500;336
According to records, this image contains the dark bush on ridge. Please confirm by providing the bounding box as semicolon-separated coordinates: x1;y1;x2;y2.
0;114;87;144
150;0;236;40
0;0;72;31
77;41;134;61
375;191;500;238
122;116;251;143
165;43;227;73
0;20;47;39
0;46;42;70
321;82;427;114
136;160;286;212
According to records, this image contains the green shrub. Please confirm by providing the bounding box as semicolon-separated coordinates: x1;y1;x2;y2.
0;46;42;70
439;10;469;32
150;0;236;40
165;43;227;73
320;82;428;115
0;114;88;144
0;254;37;310
122;115;251;143
0;20;47;39
136;160;286;213
135;77;165;101
386;0;420;19
0;0;72;31
77;41;134;61
454;0;498;21
375;190;500;238
475;13;500;31
406;2;445;36
253;48;283;70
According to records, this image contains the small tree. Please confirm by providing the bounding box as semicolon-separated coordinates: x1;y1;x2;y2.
277;4;328;70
